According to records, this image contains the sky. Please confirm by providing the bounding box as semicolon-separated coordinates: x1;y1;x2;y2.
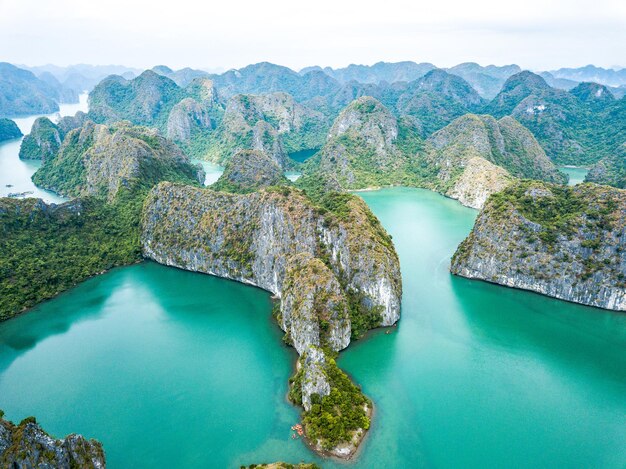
0;0;624;72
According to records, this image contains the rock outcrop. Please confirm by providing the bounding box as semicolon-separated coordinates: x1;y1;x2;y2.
315;96;417;188
32;120;204;199
19;117;64;162
0;118;22;142
0;412;105;468
166;97;215;142
451;180;626;310
423;113;566;208
211;150;288;193
141;182;401;457
207;92;328;166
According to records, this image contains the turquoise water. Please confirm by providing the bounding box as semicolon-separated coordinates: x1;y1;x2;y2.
1;187;625;468
559;166;589;186
0;94;89;202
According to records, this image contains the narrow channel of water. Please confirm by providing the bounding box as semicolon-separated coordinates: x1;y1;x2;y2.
0;94;89;202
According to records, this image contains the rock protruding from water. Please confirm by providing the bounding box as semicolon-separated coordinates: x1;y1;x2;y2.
451;180;626;310
0;413;105;468
19;117;63;162
212;149;288;193
141;182;401;457
0;118;22;142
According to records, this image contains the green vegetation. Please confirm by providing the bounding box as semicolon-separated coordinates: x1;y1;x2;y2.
18;117;63;161
0;118;22;141
289;352;370;451
0;190;144;320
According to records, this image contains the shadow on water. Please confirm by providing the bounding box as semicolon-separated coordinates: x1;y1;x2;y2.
449;274;626;385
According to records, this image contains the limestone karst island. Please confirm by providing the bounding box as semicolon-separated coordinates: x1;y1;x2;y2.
0;1;625;467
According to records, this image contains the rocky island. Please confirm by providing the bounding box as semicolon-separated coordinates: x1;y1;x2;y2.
0;118;22;142
0;411;105;468
451;180;626;310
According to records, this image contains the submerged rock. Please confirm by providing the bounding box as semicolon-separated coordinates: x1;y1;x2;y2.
451;180;626;310
0;412;105;468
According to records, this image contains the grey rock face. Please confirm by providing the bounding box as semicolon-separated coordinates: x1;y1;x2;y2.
300;346;331;411
141;183;401;328
0;415;105;468
166;97;214;142
213;150;287;192
451;181;626;310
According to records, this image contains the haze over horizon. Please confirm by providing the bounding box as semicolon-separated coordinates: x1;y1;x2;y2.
1;0;624;72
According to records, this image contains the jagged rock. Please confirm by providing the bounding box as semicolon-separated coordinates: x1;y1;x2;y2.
281;253;350;355
19;117;63;162
166;97;214;142
32;121;204;199
445;157;512;209
451;180;626;310
251;121;287;166
212;150;287;193
0;413;105;468
57;111;88;135
316;97;410;188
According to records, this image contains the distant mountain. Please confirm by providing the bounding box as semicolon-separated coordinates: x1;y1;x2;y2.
207;62;341;101
446;62;521;99
0;62;60;117
538;72;579;90
484;71;626;165
304;61;436;84
151;65;210;87
25;64;140;96
394;69;486;136
550;65;626;88
89;70;223;158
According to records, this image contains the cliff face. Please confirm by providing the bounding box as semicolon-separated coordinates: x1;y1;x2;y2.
0;413;105;468
451;180;626;310
32;120;204;199
166;97;215;142
141;182;401;456
141;183;400;325
18;117;64;162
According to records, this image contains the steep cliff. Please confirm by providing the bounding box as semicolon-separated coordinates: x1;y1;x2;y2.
211;149;288;193
141;182;401;457
32;120;204;199
451;180;626;310
19;117;64;162
0;412;105;468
